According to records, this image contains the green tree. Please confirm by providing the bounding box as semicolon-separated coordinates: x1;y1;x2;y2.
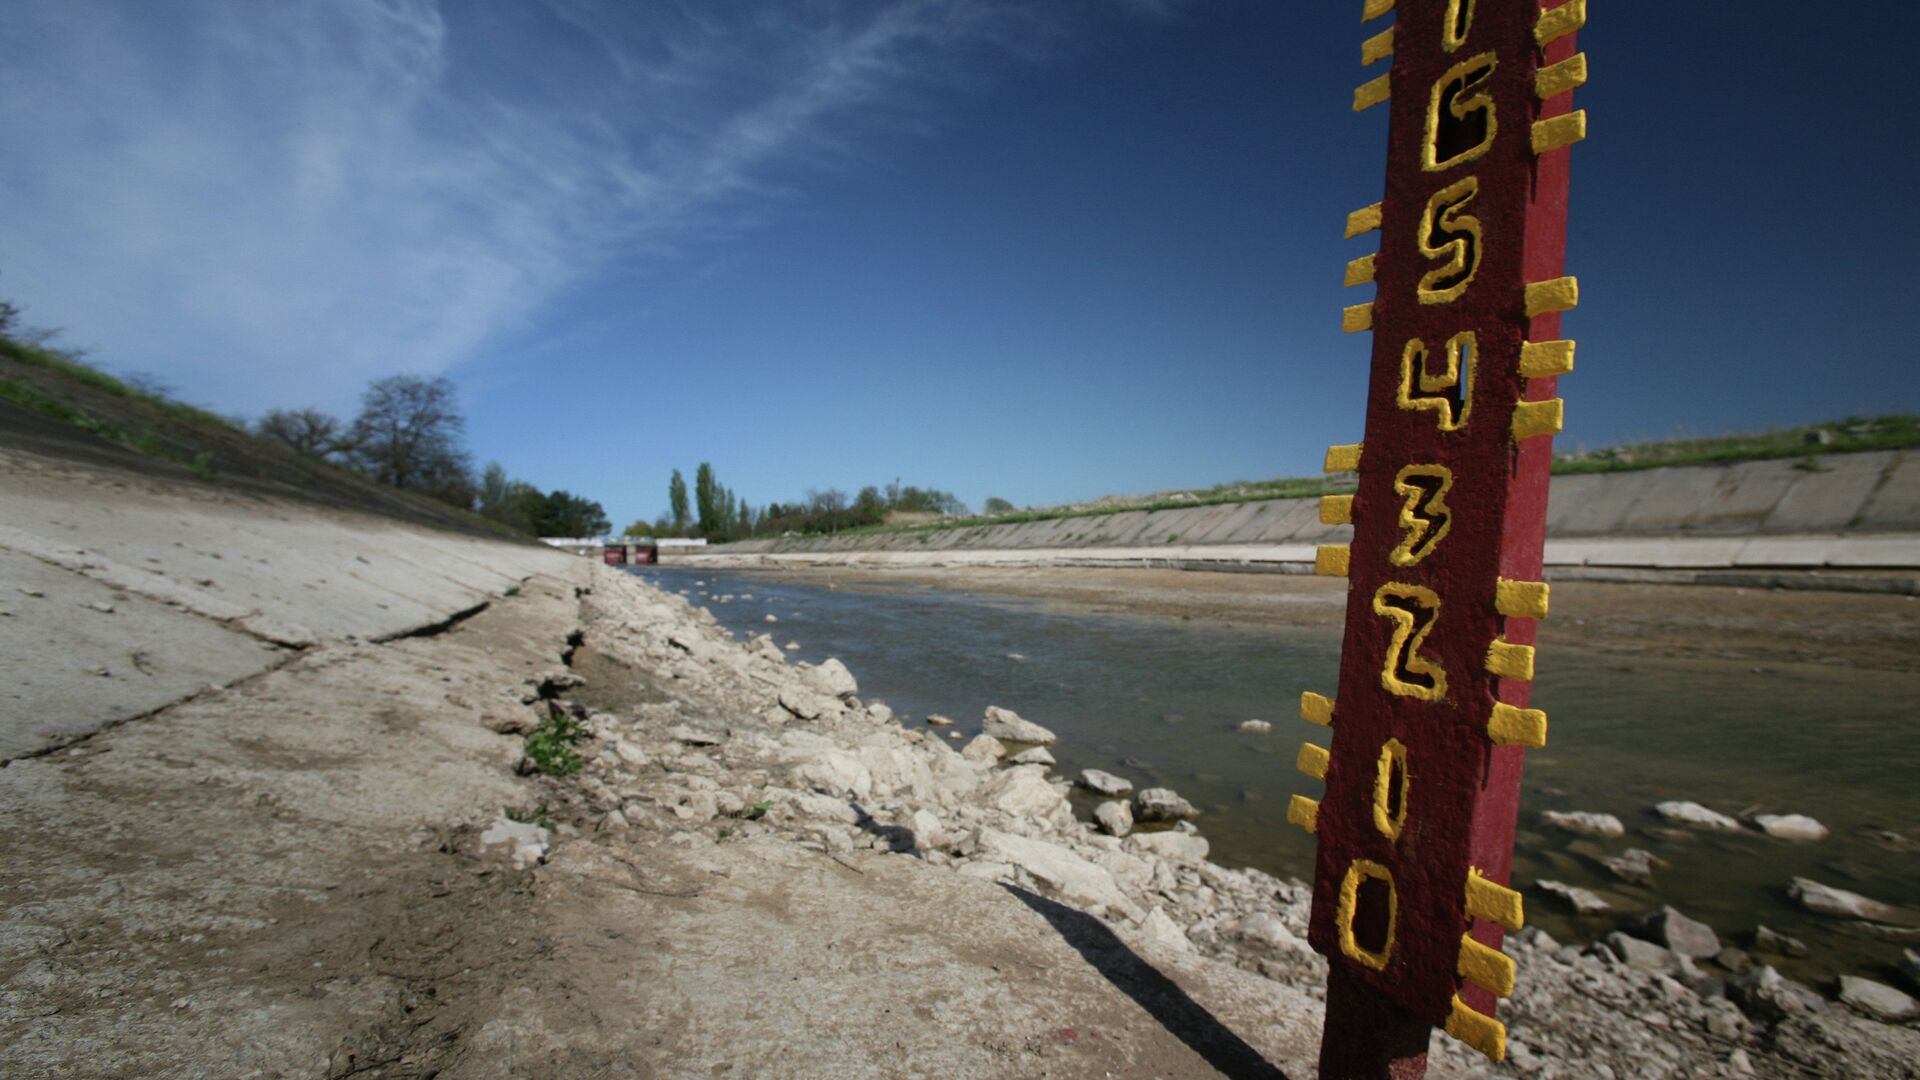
475;461;545;534
668;469;690;535
983;496;1015;514
694;462;718;536
535;491;609;537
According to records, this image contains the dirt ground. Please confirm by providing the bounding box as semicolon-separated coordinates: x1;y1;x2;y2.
739;565;1920;674
0;546;1348;1078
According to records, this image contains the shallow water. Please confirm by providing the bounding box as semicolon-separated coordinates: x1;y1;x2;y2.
624;565;1919;986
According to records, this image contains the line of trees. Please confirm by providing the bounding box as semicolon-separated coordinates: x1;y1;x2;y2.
626;466;972;542
258;374;605;538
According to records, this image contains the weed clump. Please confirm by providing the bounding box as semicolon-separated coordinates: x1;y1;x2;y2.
504;803;555;830
524;709;588;776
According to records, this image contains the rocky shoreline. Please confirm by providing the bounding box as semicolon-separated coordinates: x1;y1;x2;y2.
505;564;1919;1078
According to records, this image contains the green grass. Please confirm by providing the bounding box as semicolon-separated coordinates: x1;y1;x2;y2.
1549;415;1918;475
0;334;241;469
504;802;555;830
0;336;132;395
523;709;589;776
0;376;132;443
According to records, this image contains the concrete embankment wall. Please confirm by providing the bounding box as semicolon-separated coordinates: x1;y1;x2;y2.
686;450;1920;573
0;446;575;760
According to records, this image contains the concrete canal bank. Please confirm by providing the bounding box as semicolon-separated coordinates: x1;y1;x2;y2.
685;450;1920;583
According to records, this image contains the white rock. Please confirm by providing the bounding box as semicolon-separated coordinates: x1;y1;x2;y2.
1138;907;1191;953
925;714;955;727
668;725;722;746
911;808;951;850
777;686;832;721
1233;911;1303;952
1077;769;1134;797
478;815;550;870
956;860;1013;883
1753;813;1829;841
1134;787;1199;823
865;702;894;725
960;733;1006;766
981;705;1057;745
764;613;778;623
1604;932;1681;973
1009;747;1055;768
784;641;800;651
612;739;652;767
788;792;861;824
1753;925;1810;957
927;753;983;803
1655;801;1744;832
975;829;1140;919
793;749;873;801
1094;800;1134;837
1788;877;1895;920
1542;810;1626;838
1626;905;1722;959
1128;830;1210;863
1601;847;1666;884
806;657;859;699
1537;879;1610;914
855;744;936;803
1837;975;1918;1021
1237;719;1272;733
980;766;1067;819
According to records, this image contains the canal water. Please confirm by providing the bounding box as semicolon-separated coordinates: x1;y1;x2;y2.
622;565;1918;986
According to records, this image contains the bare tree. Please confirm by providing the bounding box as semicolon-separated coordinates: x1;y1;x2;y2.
805;488;848;514
257;407;355;461
349;375;474;505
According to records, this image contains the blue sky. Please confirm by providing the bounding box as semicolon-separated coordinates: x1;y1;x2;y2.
2;2;1914;529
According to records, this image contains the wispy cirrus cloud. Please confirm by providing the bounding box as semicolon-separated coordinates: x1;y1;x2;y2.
0;0;1052;412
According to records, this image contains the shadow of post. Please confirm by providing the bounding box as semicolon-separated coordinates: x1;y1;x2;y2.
1002;885;1290;1080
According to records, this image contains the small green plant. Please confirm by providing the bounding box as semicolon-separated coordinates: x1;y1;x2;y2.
739;799;772;821
187;450;216;480
716;826;734;840
504;584;521;597
523;709;588;776
504;802;555;830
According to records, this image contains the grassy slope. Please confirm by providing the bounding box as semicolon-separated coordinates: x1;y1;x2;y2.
765;414;1919;542
0;336;531;542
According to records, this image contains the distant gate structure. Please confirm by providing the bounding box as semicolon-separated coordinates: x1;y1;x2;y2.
1289;1;1585;1075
